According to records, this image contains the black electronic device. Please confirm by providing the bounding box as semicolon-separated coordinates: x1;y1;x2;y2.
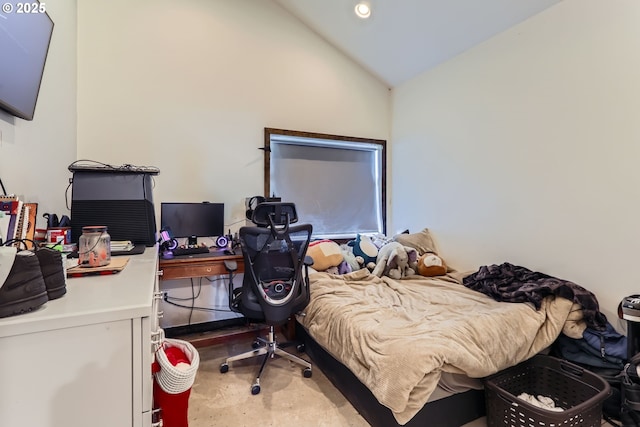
0;1;53;121
245;196;282;221
215;235;229;249
171;245;209;257
245;196;265;220
160;202;225;244
158;228;178;251
622;294;640;360
69;165;159;246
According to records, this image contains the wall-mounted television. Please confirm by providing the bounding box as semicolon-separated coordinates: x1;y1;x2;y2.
0;1;54;121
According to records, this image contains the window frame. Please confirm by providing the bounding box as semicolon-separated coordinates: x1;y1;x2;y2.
264;128;387;240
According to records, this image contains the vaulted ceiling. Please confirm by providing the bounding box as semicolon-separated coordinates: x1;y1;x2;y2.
273;0;562;87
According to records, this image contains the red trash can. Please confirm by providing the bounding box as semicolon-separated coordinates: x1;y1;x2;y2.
152;337;200;427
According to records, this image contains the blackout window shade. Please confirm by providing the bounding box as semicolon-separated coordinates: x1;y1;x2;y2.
269;134;384;239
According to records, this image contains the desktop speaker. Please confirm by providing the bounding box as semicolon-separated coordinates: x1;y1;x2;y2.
69;166;159;246
158;228;179;251
215;235;229;249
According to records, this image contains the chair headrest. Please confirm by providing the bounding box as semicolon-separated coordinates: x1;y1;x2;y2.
251;202;298;227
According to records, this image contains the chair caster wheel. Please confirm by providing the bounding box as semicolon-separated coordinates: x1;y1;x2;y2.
220;363;229;373
252;340;261;349
296;343;305;352
303;367;312;378
251;384;261;395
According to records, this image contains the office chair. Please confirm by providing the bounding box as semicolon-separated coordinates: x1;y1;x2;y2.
220;202;313;395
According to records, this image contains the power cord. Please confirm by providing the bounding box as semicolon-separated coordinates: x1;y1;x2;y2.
162;276;241;316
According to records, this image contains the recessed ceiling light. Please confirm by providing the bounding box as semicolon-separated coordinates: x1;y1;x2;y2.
354;2;371;19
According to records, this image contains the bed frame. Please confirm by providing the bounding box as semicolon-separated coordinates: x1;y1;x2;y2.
296;323;486;427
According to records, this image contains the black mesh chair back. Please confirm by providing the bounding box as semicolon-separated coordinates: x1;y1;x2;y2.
221;202;314;394
237;203;312;326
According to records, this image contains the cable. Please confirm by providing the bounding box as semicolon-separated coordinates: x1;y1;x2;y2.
205;272;235;283
162;296;240;314
67;159;160;174
65;178;72;211
225;218;247;228
165;278;203;301
189;275;195;325
0;177;7;195
163;276;241;314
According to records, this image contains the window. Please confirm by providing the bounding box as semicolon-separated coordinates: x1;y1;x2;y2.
264;128;386;240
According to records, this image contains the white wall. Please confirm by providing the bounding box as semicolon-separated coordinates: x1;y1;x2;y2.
391;0;640;324
0;1;76;229
77;0;390;228
76;0;390;326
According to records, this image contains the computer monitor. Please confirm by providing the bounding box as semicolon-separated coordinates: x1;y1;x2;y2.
160;202;224;240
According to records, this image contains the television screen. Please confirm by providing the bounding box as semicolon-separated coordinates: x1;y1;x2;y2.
0;1;54;120
161;203;225;239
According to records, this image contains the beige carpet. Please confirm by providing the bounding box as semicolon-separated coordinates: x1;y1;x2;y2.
188;338;370;427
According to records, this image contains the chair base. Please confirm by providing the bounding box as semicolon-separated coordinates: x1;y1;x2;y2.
220;325;312;395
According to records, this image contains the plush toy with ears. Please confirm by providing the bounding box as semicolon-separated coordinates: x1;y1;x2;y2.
371;241;418;279
416;252;447;277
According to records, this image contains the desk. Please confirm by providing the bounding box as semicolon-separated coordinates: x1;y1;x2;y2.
158;252;252;343
158;252;244;280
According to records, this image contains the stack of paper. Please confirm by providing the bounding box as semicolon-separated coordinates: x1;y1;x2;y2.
110;240;134;252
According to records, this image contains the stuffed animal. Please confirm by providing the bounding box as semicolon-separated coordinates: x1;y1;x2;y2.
371;241;418;279
347;234;378;270
337;244;360;274
307;239;343;271
416;252;447;277
370;233;393;249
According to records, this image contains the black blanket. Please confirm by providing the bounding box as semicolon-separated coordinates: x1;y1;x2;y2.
463;262;607;331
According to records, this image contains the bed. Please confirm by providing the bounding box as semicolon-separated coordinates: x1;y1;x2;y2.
295;267;587;426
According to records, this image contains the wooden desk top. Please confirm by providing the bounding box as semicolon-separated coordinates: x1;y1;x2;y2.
159;252;244;280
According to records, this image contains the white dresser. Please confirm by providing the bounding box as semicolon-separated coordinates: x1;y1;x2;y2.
0;246;161;427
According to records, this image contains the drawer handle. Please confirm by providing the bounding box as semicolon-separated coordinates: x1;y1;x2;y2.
206;267;212;273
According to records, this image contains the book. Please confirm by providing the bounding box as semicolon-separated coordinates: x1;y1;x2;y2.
15;203;28;242
0;199;22;242
0;211;9;244
110;240;134;252
23;203;38;248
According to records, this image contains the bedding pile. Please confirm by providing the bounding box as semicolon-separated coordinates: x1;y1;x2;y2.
462;262;607;331
298;269;577;425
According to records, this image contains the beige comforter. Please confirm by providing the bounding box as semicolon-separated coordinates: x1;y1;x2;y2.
298;269;576;425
